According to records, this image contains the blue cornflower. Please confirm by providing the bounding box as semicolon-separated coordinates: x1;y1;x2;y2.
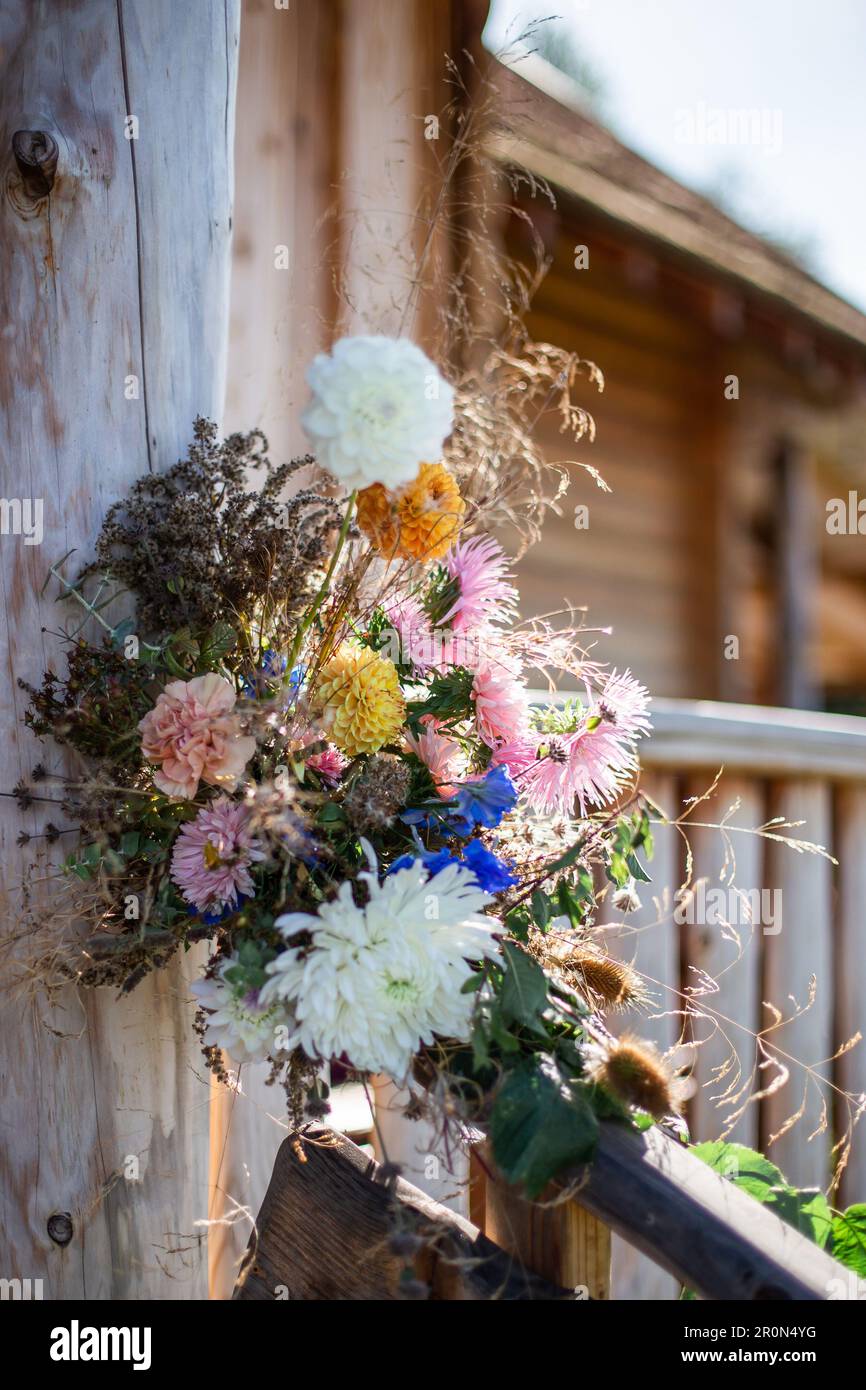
461;838;518;892
388;846;457;877
401;766;518;839
448;765;518;834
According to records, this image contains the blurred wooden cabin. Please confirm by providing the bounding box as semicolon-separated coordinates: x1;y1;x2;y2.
228;0;866;713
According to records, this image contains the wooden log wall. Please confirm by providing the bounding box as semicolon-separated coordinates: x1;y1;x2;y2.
0;0;240;1299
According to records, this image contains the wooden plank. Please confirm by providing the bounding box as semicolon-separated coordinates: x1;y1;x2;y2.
763;780;834;1188
774;441;820;709
578;1119;862;1300
0;0;239;1298
684;775;763;1149
482;1152;610;1299
233;1129;570;1300
834;785;866;1207
224;0;338;458
604;770;681;1300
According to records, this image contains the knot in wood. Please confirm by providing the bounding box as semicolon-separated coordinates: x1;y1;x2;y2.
12;129;58;199
47;1211;74;1247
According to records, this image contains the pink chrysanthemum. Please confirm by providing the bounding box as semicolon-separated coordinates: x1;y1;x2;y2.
471;659;532;749
171;797;265;915
404;720;464;800
305;744;346;787
442;535;519;633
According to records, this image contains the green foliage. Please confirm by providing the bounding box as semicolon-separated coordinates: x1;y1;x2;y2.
406;667;475;732
491;1055;598;1198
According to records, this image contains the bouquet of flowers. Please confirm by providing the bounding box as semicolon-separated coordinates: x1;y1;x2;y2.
17;330;687;1199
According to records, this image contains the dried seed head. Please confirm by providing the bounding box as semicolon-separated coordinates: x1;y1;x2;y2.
612;881;642;914
343;754;411;833
586;1033;691;1118
564;948;649;1012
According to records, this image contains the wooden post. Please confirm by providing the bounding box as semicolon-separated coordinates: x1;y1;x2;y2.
480;1146;611;1299
0;0;239;1298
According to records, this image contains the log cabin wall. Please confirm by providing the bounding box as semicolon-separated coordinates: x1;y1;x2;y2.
503;196;866;709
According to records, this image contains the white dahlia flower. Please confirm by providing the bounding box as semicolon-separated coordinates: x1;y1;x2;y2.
301;335;455;490
191;957;293;1064
261;852;501;1078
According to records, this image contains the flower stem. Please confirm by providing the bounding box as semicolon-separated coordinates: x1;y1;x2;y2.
286;489;357;677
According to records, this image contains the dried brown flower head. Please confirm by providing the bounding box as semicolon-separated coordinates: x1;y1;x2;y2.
585;1034;692;1118
343;754;412;833
90;417;344;645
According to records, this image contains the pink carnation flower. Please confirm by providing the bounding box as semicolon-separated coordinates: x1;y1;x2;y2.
443;535;518;633
139;673;256;800
171;797;265;915
471;659;531;749
405;720;464;800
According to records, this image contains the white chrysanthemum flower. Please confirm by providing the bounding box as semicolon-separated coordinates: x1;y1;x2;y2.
301;335;455;490
191;957;293;1063
261;853;501;1078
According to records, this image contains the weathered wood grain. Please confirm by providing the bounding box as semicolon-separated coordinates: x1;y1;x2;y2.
578;1119;862;1301
0;0;239;1298
482;1147;610;1299
233;1128;570;1301
685;774;763;1149
763;780;833;1188
834;784;866;1208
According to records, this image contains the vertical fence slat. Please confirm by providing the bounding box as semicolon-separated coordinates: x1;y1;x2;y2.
763;779;834;1188
835;784;866;1206
607;770;681;1299
685;775;763;1148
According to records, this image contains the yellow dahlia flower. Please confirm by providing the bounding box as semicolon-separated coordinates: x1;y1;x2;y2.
396;462;465;562
317;645;406;756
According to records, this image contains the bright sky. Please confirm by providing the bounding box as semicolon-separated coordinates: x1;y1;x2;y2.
486;0;866;312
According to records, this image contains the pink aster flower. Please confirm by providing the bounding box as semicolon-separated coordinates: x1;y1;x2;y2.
305;744;346;787
494;724;638;817
404;719;464;800
139;673;256;800
442;535;519;633
471;658;532;749
171;797;265;915
592;668;651;741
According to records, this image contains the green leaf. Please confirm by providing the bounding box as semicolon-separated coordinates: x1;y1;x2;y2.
831;1205;866;1277
625;851;652;884
530;889;550;929
499;941;548;1027
766;1187;832;1249
691;1141;786;1204
119;831;140;857
491;1056;598;1198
